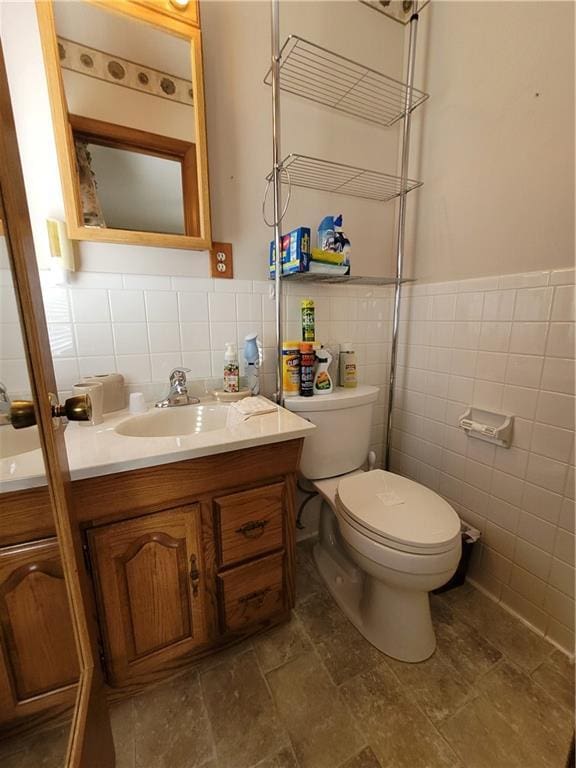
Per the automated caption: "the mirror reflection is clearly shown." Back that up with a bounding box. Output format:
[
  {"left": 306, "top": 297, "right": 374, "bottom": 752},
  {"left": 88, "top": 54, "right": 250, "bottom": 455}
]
[
  {"left": 54, "top": 1, "right": 200, "bottom": 236},
  {"left": 0, "top": 228, "right": 75, "bottom": 767}
]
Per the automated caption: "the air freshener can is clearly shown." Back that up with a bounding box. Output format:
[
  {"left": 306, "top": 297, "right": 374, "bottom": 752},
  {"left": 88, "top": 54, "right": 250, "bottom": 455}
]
[
  {"left": 299, "top": 342, "right": 315, "bottom": 397},
  {"left": 301, "top": 299, "right": 315, "bottom": 342},
  {"left": 282, "top": 341, "right": 301, "bottom": 397}
]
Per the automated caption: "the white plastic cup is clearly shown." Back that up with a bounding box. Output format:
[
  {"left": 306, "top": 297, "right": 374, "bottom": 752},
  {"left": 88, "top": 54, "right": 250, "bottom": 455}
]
[
  {"left": 72, "top": 381, "right": 104, "bottom": 426},
  {"left": 129, "top": 392, "right": 147, "bottom": 414}
]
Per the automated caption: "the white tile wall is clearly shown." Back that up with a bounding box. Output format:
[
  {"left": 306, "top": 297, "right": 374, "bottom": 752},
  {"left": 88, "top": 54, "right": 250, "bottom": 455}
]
[
  {"left": 2, "top": 262, "right": 573, "bottom": 651},
  {"left": 0, "top": 270, "right": 394, "bottom": 464},
  {"left": 391, "top": 268, "right": 575, "bottom": 654}
]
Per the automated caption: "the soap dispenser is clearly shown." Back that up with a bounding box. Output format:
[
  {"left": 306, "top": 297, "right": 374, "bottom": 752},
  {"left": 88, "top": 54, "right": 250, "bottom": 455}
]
[
  {"left": 313, "top": 349, "right": 333, "bottom": 394},
  {"left": 243, "top": 333, "right": 260, "bottom": 395}
]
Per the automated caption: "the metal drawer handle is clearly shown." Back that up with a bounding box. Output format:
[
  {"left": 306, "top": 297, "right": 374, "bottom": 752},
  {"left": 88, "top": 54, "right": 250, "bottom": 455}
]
[
  {"left": 190, "top": 554, "right": 200, "bottom": 597},
  {"left": 238, "top": 587, "right": 271, "bottom": 611},
  {"left": 235, "top": 519, "right": 269, "bottom": 539}
]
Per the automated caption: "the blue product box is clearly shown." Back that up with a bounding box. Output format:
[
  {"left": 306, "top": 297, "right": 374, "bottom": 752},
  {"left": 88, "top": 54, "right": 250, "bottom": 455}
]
[{"left": 269, "top": 227, "right": 311, "bottom": 278}]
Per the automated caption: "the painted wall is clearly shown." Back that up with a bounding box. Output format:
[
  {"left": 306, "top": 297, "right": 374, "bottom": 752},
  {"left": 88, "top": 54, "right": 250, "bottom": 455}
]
[
  {"left": 1, "top": 0, "right": 405, "bottom": 279},
  {"left": 405, "top": 1, "right": 575, "bottom": 282}
]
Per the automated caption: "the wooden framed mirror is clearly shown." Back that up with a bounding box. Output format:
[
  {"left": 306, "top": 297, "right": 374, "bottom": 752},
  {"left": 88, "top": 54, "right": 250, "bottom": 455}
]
[{"left": 37, "top": 0, "right": 211, "bottom": 251}]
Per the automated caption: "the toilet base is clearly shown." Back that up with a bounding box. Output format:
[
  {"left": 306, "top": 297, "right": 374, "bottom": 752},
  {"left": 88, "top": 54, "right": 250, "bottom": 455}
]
[{"left": 313, "top": 538, "right": 436, "bottom": 663}]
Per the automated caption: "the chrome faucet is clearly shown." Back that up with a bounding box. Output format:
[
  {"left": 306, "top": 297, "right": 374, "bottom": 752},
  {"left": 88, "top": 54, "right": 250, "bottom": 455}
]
[
  {"left": 155, "top": 368, "right": 199, "bottom": 408},
  {"left": 0, "top": 382, "right": 11, "bottom": 426}
]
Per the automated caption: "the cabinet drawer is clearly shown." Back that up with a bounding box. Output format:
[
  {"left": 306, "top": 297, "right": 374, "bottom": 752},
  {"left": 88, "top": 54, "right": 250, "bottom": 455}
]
[
  {"left": 215, "top": 482, "right": 284, "bottom": 567},
  {"left": 218, "top": 552, "right": 284, "bottom": 633}
]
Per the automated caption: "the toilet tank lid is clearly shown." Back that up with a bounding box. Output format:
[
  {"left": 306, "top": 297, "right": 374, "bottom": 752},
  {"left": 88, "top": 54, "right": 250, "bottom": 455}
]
[{"left": 283, "top": 385, "right": 379, "bottom": 413}]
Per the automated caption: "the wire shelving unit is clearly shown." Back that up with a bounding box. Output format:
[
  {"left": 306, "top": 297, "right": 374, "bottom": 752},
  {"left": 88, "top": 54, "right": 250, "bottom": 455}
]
[{"left": 266, "top": 0, "right": 428, "bottom": 456}]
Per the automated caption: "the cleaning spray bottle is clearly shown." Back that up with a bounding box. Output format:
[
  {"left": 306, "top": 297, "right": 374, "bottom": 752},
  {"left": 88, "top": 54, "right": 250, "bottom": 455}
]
[{"left": 313, "top": 348, "right": 333, "bottom": 394}]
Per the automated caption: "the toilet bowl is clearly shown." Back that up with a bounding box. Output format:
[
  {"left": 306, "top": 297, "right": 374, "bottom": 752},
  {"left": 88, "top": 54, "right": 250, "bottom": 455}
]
[
  {"left": 334, "top": 470, "right": 460, "bottom": 661},
  {"left": 284, "top": 386, "right": 462, "bottom": 662}
]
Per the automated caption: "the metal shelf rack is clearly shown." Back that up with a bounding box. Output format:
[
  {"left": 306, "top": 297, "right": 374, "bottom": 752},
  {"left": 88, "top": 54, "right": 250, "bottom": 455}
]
[
  {"left": 268, "top": 153, "right": 422, "bottom": 203},
  {"left": 264, "top": 35, "right": 428, "bottom": 128},
  {"left": 267, "top": 0, "right": 428, "bottom": 471},
  {"left": 281, "top": 273, "right": 414, "bottom": 286}
]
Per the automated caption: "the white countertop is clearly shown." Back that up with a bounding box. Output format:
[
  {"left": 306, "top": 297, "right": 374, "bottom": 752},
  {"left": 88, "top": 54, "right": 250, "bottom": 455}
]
[{"left": 0, "top": 399, "right": 315, "bottom": 494}]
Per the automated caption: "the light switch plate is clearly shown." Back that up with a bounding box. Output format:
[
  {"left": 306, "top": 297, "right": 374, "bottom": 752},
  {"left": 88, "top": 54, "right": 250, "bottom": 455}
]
[{"left": 210, "top": 242, "right": 233, "bottom": 279}]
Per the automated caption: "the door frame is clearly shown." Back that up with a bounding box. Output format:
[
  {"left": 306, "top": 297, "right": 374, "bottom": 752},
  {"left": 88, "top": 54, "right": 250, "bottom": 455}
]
[{"left": 0, "top": 41, "right": 114, "bottom": 768}]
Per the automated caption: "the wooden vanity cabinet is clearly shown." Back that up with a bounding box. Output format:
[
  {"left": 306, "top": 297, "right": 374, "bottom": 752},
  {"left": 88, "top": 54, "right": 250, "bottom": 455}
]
[
  {"left": 0, "top": 439, "right": 302, "bottom": 724},
  {"left": 0, "top": 539, "right": 79, "bottom": 731}
]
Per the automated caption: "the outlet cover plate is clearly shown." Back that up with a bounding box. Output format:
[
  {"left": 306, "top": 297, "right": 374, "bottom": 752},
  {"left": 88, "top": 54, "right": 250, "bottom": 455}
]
[{"left": 210, "top": 242, "right": 234, "bottom": 279}]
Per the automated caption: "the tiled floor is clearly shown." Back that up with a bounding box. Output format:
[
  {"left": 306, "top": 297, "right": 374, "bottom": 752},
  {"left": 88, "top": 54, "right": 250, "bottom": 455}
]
[{"left": 2, "top": 539, "right": 574, "bottom": 768}]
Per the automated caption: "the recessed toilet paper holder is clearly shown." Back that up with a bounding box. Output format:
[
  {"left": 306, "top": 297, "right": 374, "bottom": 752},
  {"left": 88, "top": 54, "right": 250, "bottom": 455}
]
[{"left": 458, "top": 407, "right": 514, "bottom": 448}]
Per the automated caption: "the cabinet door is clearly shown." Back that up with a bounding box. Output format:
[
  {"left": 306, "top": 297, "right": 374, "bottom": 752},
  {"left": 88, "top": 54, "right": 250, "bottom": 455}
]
[
  {"left": 0, "top": 539, "right": 79, "bottom": 728},
  {"left": 88, "top": 505, "right": 207, "bottom": 686}
]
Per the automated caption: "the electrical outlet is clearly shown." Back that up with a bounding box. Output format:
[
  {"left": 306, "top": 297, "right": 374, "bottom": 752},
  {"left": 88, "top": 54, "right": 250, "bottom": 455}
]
[{"left": 210, "top": 241, "right": 233, "bottom": 279}]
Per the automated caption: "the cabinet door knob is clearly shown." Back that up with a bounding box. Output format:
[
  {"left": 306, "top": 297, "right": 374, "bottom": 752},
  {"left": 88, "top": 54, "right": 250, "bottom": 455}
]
[
  {"left": 189, "top": 554, "right": 200, "bottom": 597},
  {"left": 235, "top": 520, "right": 269, "bottom": 539},
  {"left": 8, "top": 394, "right": 92, "bottom": 429}
]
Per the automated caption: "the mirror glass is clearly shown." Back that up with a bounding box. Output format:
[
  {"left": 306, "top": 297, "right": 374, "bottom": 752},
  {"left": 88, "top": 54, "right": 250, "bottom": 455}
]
[
  {"left": 54, "top": 1, "right": 200, "bottom": 236},
  {"left": 0, "top": 224, "right": 76, "bottom": 767}
]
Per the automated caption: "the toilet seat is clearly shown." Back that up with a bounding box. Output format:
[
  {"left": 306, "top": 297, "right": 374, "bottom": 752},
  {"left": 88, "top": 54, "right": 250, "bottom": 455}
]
[{"left": 336, "top": 470, "right": 461, "bottom": 556}]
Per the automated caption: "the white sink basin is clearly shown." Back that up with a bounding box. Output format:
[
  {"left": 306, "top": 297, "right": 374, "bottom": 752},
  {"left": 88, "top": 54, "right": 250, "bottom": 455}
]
[
  {"left": 115, "top": 404, "right": 229, "bottom": 438},
  {"left": 0, "top": 425, "right": 41, "bottom": 459}
]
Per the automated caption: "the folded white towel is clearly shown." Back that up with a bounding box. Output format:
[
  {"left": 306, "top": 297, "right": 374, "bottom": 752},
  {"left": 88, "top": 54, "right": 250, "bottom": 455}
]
[{"left": 230, "top": 396, "right": 277, "bottom": 421}]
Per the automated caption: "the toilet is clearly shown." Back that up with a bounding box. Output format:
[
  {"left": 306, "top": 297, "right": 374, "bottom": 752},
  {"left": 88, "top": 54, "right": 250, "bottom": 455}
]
[{"left": 284, "top": 385, "right": 461, "bottom": 662}]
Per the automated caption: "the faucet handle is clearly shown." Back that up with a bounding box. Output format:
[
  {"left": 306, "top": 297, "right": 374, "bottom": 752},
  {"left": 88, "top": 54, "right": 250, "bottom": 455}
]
[{"left": 169, "top": 368, "right": 191, "bottom": 386}]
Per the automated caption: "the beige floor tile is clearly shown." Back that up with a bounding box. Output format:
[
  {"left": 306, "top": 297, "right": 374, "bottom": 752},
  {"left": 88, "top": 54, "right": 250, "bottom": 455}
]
[
  {"left": 441, "top": 694, "right": 536, "bottom": 768},
  {"left": 386, "top": 649, "right": 476, "bottom": 725},
  {"left": 531, "top": 649, "right": 575, "bottom": 712},
  {"left": 295, "top": 539, "right": 328, "bottom": 606},
  {"left": 253, "top": 745, "right": 299, "bottom": 768},
  {"left": 201, "top": 649, "right": 288, "bottom": 768},
  {"left": 436, "top": 582, "right": 474, "bottom": 608},
  {"left": 111, "top": 698, "right": 135, "bottom": 768},
  {"left": 134, "top": 669, "right": 214, "bottom": 768},
  {"left": 340, "top": 746, "right": 382, "bottom": 768},
  {"left": 266, "top": 650, "right": 365, "bottom": 768},
  {"left": 0, "top": 724, "right": 69, "bottom": 768},
  {"left": 340, "top": 662, "right": 461, "bottom": 768},
  {"left": 252, "top": 614, "right": 312, "bottom": 673},
  {"left": 431, "top": 596, "right": 503, "bottom": 684},
  {"left": 477, "top": 659, "right": 574, "bottom": 767},
  {"left": 446, "top": 585, "right": 553, "bottom": 671},
  {"left": 296, "top": 591, "right": 383, "bottom": 685},
  {"left": 195, "top": 635, "right": 254, "bottom": 673}
]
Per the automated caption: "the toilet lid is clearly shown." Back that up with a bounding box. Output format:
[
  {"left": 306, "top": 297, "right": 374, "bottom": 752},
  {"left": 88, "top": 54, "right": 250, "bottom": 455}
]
[{"left": 336, "top": 470, "right": 461, "bottom": 553}]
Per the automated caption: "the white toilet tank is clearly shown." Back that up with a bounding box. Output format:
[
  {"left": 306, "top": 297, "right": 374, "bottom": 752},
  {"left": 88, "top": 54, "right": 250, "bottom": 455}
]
[{"left": 283, "top": 385, "right": 380, "bottom": 480}]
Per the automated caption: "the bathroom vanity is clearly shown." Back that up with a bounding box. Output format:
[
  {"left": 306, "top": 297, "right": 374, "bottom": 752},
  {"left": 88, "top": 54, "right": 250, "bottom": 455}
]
[{"left": 0, "top": 404, "right": 313, "bottom": 732}]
